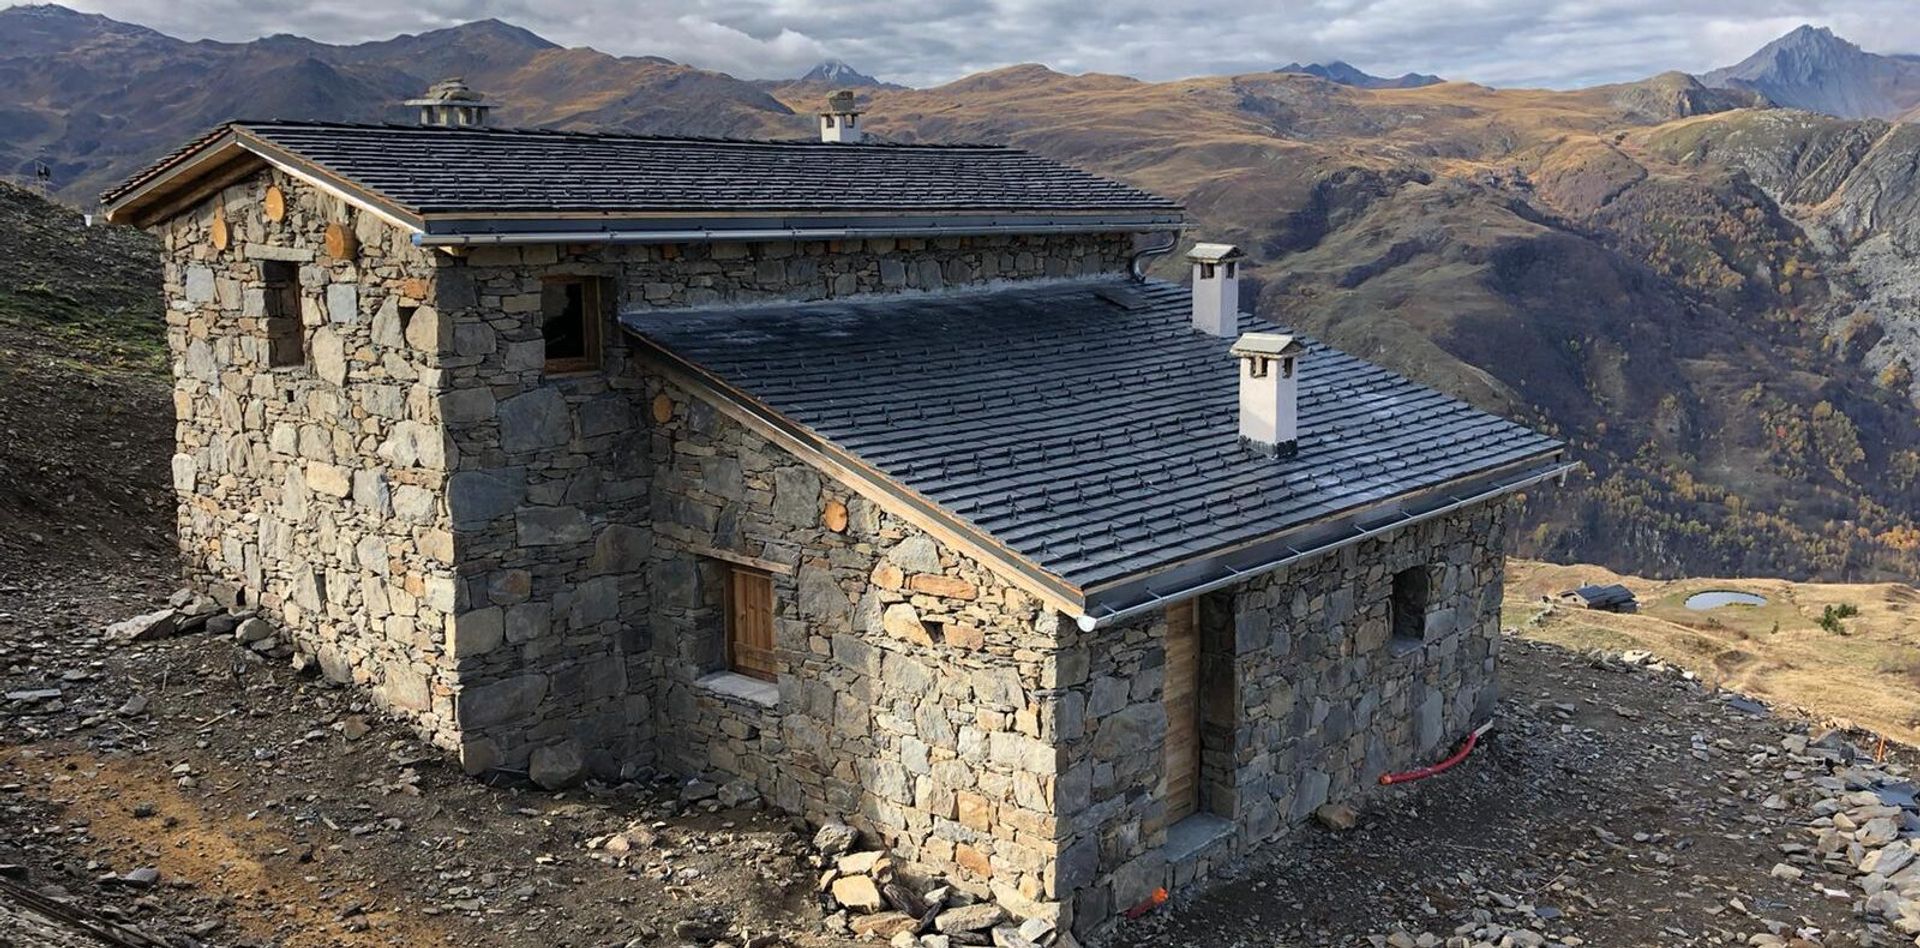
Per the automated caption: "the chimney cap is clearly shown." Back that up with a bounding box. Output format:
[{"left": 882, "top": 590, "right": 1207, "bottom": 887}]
[
  {"left": 822, "top": 90, "right": 860, "bottom": 114},
  {"left": 1188, "top": 242, "right": 1245, "bottom": 264},
  {"left": 1230, "top": 332, "right": 1303, "bottom": 359},
  {"left": 404, "top": 76, "right": 490, "bottom": 107}
]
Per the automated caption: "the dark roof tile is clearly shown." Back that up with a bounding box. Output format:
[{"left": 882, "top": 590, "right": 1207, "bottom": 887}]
[
  {"left": 621, "top": 277, "right": 1564, "bottom": 591},
  {"left": 105, "top": 121, "right": 1181, "bottom": 219}
]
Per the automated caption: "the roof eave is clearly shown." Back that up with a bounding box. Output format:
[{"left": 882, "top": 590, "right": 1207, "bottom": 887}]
[
  {"left": 413, "top": 212, "right": 1186, "bottom": 247},
  {"left": 1072, "top": 450, "right": 1577, "bottom": 630}
]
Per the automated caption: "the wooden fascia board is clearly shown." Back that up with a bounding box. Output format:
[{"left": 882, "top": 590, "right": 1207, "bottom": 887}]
[
  {"left": 103, "top": 132, "right": 247, "bottom": 226},
  {"left": 631, "top": 346, "right": 1088, "bottom": 617},
  {"left": 230, "top": 130, "right": 426, "bottom": 234},
  {"left": 125, "top": 153, "right": 268, "bottom": 228},
  {"left": 104, "top": 129, "right": 427, "bottom": 235}
]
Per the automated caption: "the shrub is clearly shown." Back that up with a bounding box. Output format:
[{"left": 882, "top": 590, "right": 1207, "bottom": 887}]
[{"left": 1818, "top": 603, "right": 1860, "bottom": 635}]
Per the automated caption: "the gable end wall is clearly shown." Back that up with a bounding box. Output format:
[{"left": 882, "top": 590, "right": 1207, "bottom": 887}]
[{"left": 163, "top": 167, "right": 465, "bottom": 744}]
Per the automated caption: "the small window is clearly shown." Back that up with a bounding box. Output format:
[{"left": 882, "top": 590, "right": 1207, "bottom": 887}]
[
  {"left": 542, "top": 276, "right": 603, "bottom": 374},
  {"left": 726, "top": 566, "right": 777, "bottom": 682},
  {"left": 1390, "top": 567, "right": 1429, "bottom": 644},
  {"left": 262, "top": 261, "right": 303, "bottom": 368}
]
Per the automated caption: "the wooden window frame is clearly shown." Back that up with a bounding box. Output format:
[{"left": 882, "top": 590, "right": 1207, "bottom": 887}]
[
  {"left": 541, "top": 275, "right": 604, "bottom": 376},
  {"left": 725, "top": 565, "right": 778, "bottom": 682}
]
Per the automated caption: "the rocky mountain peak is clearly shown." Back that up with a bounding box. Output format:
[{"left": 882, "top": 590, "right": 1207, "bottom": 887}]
[
  {"left": 800, "top": 59, "right": 884, "bottom": 86},
  {"left": 1700, "top": 24, "right": 1920, "bottom": 120}
]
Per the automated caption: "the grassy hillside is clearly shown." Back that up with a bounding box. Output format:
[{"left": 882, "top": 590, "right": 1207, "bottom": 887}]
[
  {"left": 0, "top": 181, "right": 172, "bottom": 580},
  {"left": 0, "top": 181, "right": 163, "bottom": 370},
  {"left": 1508, "top": 559, "right": 1920, "bottom": 744}
]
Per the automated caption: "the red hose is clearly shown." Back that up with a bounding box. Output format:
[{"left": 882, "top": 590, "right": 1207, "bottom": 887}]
[{"left": 1379, "top": 721, "right": 1494, "bottom": 785}]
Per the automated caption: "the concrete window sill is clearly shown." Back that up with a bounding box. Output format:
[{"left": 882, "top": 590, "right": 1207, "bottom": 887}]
[
  {"left": 1388, "top": 637, "right": 1426, "bottom": 659},
  {"left": 696, "top": 671, "right": 778, "bottom": 708},
  {"left": 1163, "top": 813, "right": 1235, "bottom": 863}
]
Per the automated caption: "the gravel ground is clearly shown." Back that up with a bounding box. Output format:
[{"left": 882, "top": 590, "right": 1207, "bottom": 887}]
[{"left": 6, "top": 568, "right": 1912, "bottom": 948}]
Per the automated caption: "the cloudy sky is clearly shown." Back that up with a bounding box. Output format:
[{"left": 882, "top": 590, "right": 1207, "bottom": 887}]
[{"left": 39, "top": 0, "right": 1920, "bottom": 88}]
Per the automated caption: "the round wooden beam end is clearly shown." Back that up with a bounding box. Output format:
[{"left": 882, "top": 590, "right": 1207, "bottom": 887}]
[
  {"left": 209, "top": 216, "right": 230, "bottom": 251},
  {"left": 824, "top": 500, "right": 849, "bottom": 533},
  {"left": 263, "top": 185, "right": 286, "bottom": 223},
  {"left": 324, "top": 222, "right": 359, "bottom": 260},
  {"left": 650, "top": 393, "right": 674, "bottom": 424}
]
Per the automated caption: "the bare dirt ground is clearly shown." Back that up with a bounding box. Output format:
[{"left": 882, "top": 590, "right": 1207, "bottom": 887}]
[{"left": 3, "top": 282, "right": 1918, "bottom": 948}]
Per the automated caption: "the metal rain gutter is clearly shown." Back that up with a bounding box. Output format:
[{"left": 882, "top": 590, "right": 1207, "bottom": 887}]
[
  {"left": 1071, "top": 459, "right": 1579, "bottom": 632},
  {"left": 413, "top": 218, "right": 1185, "bottom": 248}
]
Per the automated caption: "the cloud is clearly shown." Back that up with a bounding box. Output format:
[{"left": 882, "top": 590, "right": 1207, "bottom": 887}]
[{"left": 41, "top": 0, "right": 1920, "bottom": 88}]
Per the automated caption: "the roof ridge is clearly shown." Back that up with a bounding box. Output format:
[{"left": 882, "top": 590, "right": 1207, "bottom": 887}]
[{"left": 229, "top": 118, "right": 1016, "bottom": 151}]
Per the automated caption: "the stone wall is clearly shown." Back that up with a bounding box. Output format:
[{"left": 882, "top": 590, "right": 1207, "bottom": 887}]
[
  {"left": 431, "top": 231, "right": 1132, "bottom": 780},
  {"left": 642, "top": 377, "right": 1074, "bottom": 924},
  {"left": 1054, "top": 501, "right": 1510, "bottom": 941},
  {"left": 163, "top": 168, "right": 464, "bottom": 744}
]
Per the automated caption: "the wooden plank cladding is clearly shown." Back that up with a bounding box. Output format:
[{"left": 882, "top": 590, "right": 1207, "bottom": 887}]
[{"left": 1163, "top": 599, "right": 1201, "bottom": 823}]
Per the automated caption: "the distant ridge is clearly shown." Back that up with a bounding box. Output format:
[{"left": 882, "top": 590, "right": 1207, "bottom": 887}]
[
  {"left": 1699, "top": 25, "right": 1920, "bottom": 120},
  {"left": 1274, "top": 60, "right": 1442, "bottom": 89}
]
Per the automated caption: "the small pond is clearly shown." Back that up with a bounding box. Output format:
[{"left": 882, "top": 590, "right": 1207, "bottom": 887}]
[{"left": 1685, "top": 590, "right": 1770, "bottom": 611}]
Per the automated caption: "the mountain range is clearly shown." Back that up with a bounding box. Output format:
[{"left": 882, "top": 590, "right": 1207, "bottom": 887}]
[
  {"left": 6, "top": 3, "right": 1920, "bottom": 584},
  {"left": 1274, "top": 61, "right": 1442, "bottom": 89}
]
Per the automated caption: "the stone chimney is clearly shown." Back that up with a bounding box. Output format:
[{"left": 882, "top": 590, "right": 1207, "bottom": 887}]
[
  {"left": 1230, "top": 332, "right": 1304, "bottom": 456},
  {"left": 1188, "top": 242, "right": 1245, "bottom": 336},
  {"left": 819, "top": 90, "right": 864, "bottom": 143},
  {"left": 405, "top": 77, "right": 496, "bottom": 127}
]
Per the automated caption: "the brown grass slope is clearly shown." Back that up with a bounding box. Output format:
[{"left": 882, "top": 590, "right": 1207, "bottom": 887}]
[{"left": 1508, "top": 558, "right": 1920, "bottom": 744}]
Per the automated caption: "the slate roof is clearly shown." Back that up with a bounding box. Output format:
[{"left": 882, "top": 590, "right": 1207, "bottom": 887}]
[
  {"left": 102, "top": 121, "right": 1181, "bottom": 223},
  {"left": 621, "top": 277, "right": 1566, "bottom": 600}
]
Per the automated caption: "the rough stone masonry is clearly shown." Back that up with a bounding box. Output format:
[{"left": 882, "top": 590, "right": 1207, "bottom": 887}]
[{"left": 160, "top": 163, "right": 1510, "bottom": 942}]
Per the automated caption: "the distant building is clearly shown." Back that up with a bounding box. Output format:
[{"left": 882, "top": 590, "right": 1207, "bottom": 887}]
[
  {"left": 101, "top": 84, "right": 1569, "bottom": 942},
  {"left": 1556, "top": 583, "right": 1638, "bottom": 612}
]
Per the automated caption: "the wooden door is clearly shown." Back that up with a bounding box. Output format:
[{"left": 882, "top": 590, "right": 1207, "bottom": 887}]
[
  {"left": 728, "top": 567, "right": 777, "bottom": 681},
  {"left": 1163, "top": 600, "right": 1201, "bottom": 823}
]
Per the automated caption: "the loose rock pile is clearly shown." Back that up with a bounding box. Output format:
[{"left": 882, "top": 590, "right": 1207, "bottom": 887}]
[
  {"left": 807, "top": 822, "right": 1069, "bottom": 948},
  {"left": 96, "top": 589, "right": 291, "bottom": 661},
  {"left": 1773, "top": 730, "right": 1920, "bottom": 943}
]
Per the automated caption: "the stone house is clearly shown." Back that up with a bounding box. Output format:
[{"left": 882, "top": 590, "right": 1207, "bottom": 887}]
[{"left": 102, "top": 101, "right": 1569, "bottom": 941}]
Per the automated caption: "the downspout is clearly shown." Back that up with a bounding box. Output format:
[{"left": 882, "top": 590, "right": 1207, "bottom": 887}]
[{"left": 1128, "top": 232, "right": 1180, "bottom": 282}]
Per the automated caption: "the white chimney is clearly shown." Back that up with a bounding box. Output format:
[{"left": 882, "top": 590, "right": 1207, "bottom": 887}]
[
  {"left": 1188, "top": 242, "right": 1244, "bottom": 336},
  {"left": 819, "top": 90, "right": 864, "bottom": 143},
  {"left": 1230, "top": 332, "right": 1304, "bottom": 456}
]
